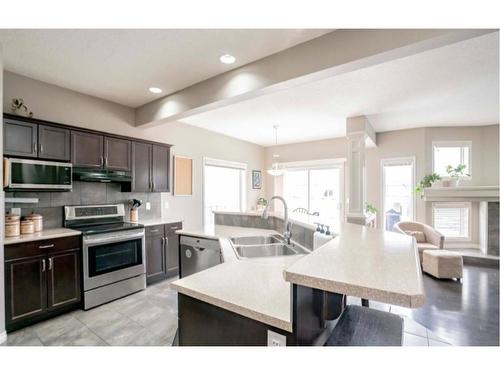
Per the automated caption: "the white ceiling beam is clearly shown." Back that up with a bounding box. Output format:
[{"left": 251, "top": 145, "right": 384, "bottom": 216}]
[{"left": 135, "top": 29, "right": 495, "bottom": 128}]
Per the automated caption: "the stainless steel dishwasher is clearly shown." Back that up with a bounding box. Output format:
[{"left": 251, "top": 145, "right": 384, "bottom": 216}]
[{"left": 180, "top": 236, "right": 222, "bottom": 278}]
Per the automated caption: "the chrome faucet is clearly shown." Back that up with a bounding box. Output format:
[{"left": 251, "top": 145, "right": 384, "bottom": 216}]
[{"left": 262, "top": 196, "right": 292, "bottom": 244}]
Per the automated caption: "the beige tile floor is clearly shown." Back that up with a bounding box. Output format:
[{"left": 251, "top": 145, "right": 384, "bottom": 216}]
[{"left": 2, "top": 279, "right": 450, "bottom": 346}]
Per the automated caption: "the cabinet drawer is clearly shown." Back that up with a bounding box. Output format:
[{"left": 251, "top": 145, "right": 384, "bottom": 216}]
[
  {"left": 146, "top": 225, "right": 164, "bottom": 237},
  {"left": 165, "top": 222, "right": 183, "bottom": 234},
  {"left": 5, "top": 235, "right": 81, "bottom": 260}
]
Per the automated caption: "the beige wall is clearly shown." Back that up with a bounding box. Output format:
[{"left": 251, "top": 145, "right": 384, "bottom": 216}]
[
  {"left": 3, "top": 72, "right": 266, "bottom": 229},
  {"left": 265, "top": 125, "right": 499, "bottom": 247}
]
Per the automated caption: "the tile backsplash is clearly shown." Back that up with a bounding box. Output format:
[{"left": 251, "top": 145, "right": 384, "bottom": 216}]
[{"left": 5, "top": 182, "right": 162, "bottom": 229}]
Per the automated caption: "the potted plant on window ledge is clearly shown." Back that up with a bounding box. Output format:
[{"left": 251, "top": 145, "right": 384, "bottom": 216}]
[
  {"left": 415, "top": 173, "right": 441, "bottom": 198},
  {"left": 445, "top": 164, "right": 470, "bottom": 187}
]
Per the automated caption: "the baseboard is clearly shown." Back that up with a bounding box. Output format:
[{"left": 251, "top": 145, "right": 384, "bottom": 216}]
[{"left": 0, "top": 330, "right": 6, "bottom": 344}]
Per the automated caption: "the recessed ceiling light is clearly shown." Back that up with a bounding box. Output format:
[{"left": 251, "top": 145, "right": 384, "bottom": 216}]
[
  {"left": 149, "top": 87, "right": 162, "bottom": 94},
  {"left": 219, "top": 54, "right": 236, "bottom": 64}
]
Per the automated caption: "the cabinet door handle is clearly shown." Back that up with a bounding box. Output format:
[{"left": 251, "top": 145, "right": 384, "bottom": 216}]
[
  {"left": 104, "top": 156, "right": 108, "bottom": 167},
  {"left": 100, "top": 156, "right": 104, "bottom": 167},
  {"left": 165, "top": 236, "right": 169, "bottom": 251},
  {"left": 33, "top": 142, "right": 38, "bottom": 153},
  {"left": 152, "top": 181, "right": 155, "bottom": 191},
  {"left": 39, "top": 144, "right": 43, "bottom": 153},
  {"left": 150, "top": 229, "right": 160, "bottom": 233},
  {"left": 48, "top": 258, "right": 53, "bottom": 270},
  {"left": 41, "top": 259, "right": 46, "bottom": 272},
  {"left": 39, "top": 244, "right": 54, "bottom": 249},
  {"left": 169, "top": 226, "right": 180, "bottom": 231},
  {"left": 161, "top": 237, "right": 165, "bottom": 246}
]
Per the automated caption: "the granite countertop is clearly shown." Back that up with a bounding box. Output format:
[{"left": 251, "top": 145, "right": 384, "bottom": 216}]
[
  {"left": 4, "top": 227, "right": 82, "bottom": 245},
  {"left": 284, "top": 222, "right": 425, "bottom": 308},
  {"left": 171, "top": 223, "right": 426, "bottom": 333},
  {"left": 131, "top": 217, "right": 183, "bottom": 227},
  {"left": 172, "top": 225, "right": 297, "bottom": 331}
]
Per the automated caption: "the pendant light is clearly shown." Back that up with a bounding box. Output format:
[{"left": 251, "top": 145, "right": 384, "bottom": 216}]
[{"left": 267, "top": 125, "right": 285, "bottom": 176}]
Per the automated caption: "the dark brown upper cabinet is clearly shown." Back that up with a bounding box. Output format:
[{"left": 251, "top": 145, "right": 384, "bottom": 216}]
[
  {"left": 152, "top": 144, "right": 170, "bottom": 192},
  {"left": 104, "top": 136, "right": 131, "bottom": 171},
  {"left": 132, "top": 141, "right": 152, "bottom": 191},
  {"left": 71, "top": 130, "right": 104, "bottom": 168},
  {"left": 131, "top": 142, "right": 170, "bottom": 192},
  {"left": 3, "top": 119, "right": 39, "bottom": 158},
  {"left": 38, "top": 124, "right": 71, "bottom": 161},
  {"left": 3, "top": 119, "right": 71, "bottom": 161}
]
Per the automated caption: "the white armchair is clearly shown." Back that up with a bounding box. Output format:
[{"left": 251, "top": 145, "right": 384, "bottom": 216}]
[{"left": 394, "top": 221, "right": 445, "bottom": 263}]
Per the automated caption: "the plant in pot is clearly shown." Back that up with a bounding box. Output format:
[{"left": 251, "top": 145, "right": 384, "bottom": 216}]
[
  {"left": 256, "top": 197, "right": 268, "bottom": 211},
  {"left": 415, "top": 173, "right": 441, "bottom": 198},
  {"left": 366, "top": 203, "right": 378, "bottom": 215},
  {"left": 445, "top": 164, "right": 470, "bottom": 187}
]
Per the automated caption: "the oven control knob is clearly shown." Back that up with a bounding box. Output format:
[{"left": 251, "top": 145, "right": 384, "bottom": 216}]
[{"left": 185, "top": 249, "right": 192, "bottom": 258}]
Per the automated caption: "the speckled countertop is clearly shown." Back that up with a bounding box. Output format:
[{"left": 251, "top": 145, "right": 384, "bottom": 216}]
[
  {"left": 172, "top": 225, "right": 297, "bottom": 331},
  {"left": 131, "top": 217, "right": 183, "bottom": 227},
  {"left": 4, "top": 228, "right": 82, "bottom": 245},
  {"left": 284, "top": 223, "right": 425, "bottom": 308}
]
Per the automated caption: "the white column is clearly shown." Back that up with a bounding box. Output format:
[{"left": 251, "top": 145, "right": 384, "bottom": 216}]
[{"left": 345, "top": 116, "right": 376, "bottom": 226}]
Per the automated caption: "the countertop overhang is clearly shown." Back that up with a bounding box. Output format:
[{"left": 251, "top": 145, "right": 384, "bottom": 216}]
[{"left": 284, "top": 223, "right": 425, "bottom": 308}]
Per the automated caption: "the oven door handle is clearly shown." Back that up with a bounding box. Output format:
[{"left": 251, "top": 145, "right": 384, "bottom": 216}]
[{"left": 83, "top": 232, "right": 145, "bottom": 245}]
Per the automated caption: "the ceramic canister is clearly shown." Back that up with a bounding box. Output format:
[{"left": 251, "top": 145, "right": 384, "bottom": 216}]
[
  {"left": 26, "top": 213, "right": 43, "bottom": 232},
  {"left": 20, "top": 219, "right": 35, "bottom": 235},
  {"left": 5, "top": 213, "right": 21, "bottom": 237}
]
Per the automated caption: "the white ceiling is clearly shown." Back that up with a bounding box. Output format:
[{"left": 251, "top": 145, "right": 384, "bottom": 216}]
[
  {"left": 0, "top": 29, "right": 330, "bottom": 107},
  {"left": 181, "top": 32, "right": 499, "bottom": 146}
]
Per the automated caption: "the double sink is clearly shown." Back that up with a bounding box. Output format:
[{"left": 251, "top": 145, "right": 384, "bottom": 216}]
[{"left": 229, "top": 234, "right": 309, "bottom": 259}]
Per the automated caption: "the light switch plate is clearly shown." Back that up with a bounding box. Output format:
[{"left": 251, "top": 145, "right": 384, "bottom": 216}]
[
  {"left": 145, "top": 202, "right": 151, "bottom": 210},
  {"left": 267, "top": 330, "right": 286, "bottom": 346}
]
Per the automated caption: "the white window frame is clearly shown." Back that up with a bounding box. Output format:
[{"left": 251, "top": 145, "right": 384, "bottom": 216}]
[
  {"left": 381, "top": 157, "right": 416, "bottom": 230},
  {"left": 277, "top": 158, "right": 345, "bottom": 220},
  {"left": 432, "top": 141, "right": 472, "bottom": 179},
  {"left": 432, "top": 202, "right": 472, "bottom": 242},
  {"left": 202, "top": 157, "right": 247, "bottom": 226}
]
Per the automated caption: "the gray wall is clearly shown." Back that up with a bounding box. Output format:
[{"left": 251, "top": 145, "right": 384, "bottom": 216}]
[
  {"left": 3, "top": 72, "right": 266, "bottom": 230},
  {"left": 1, "top": 42, "right": 6, "bottom": 341},
  {"left": 5, "top": 183, "right": 163, "bottom": 228}
]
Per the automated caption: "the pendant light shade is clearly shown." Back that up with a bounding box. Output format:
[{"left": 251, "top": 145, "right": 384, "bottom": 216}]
[{"left": 267, "top": 125, "right": 285, "bottom": 176}]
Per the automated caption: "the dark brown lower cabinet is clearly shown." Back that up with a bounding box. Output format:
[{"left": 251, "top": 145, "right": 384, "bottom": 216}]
[
  {"left": 146, "top": 225, "right": 167, "bottom": 285},
  {"left": 5, "top": 256, "right": 47, "bottom": 324},
  {"left": 4, "top": 236, "right": 82, "bottom": 332},
  {"left": 145, "top": 222, "right": 182, "bottom": 285},
  {"left": 48, "top": 250, "right": 81, "bottom": 309}
]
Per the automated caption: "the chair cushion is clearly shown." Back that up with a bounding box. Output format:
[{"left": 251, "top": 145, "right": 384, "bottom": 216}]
[{"left": 405, "top": 230, "right": 426, "bottom": 243}]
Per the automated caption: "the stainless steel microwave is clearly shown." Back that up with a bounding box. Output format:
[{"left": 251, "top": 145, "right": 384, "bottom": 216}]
[{"left": 3, "top": 158, "right": 72, "bottom": 191}]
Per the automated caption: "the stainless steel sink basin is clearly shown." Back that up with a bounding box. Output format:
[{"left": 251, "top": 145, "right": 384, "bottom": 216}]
[{"left": 229, "top": 234, "right": 284, "bottom": 246}]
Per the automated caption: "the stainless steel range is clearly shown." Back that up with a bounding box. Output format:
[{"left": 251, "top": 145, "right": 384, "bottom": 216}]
[{"left": 64, "top": 204, "right": 146, "bottom": 309}]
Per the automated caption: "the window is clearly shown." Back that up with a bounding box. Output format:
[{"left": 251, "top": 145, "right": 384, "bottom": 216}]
[
  {"left": 433, "top": 141, "right": 471, "bottom": 178},
  {"left": 381, "top": 158, "right": 415, "bottom": 231},
  {"left": 203, "top": 158, "right": 246, "bottom": 226},
  {"left": 433, "top": 202, "right": 470, "bottom": 240},
  {"left": 281, "top": 161, "right": 344, "bottom": 226}
]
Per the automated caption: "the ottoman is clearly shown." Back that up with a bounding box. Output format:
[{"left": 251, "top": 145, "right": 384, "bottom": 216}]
[{"left": 422, "top": 250, "right": 463, "bottom": 280}]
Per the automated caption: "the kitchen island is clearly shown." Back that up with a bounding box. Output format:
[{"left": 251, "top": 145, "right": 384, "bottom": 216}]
[{"left": 171, "top": 221, "right": 425, "bottom": 346}]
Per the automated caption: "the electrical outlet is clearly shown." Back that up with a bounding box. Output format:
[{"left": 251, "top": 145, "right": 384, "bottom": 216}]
[
  {"left": 145, "top": 202, "right": 151, "bottom": 210},
  {"left": 267, "top": 330, "right": 286, "bottom": 346},
  {"left": 164, "top": 201, "right": 169, "bottom": 210}
]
